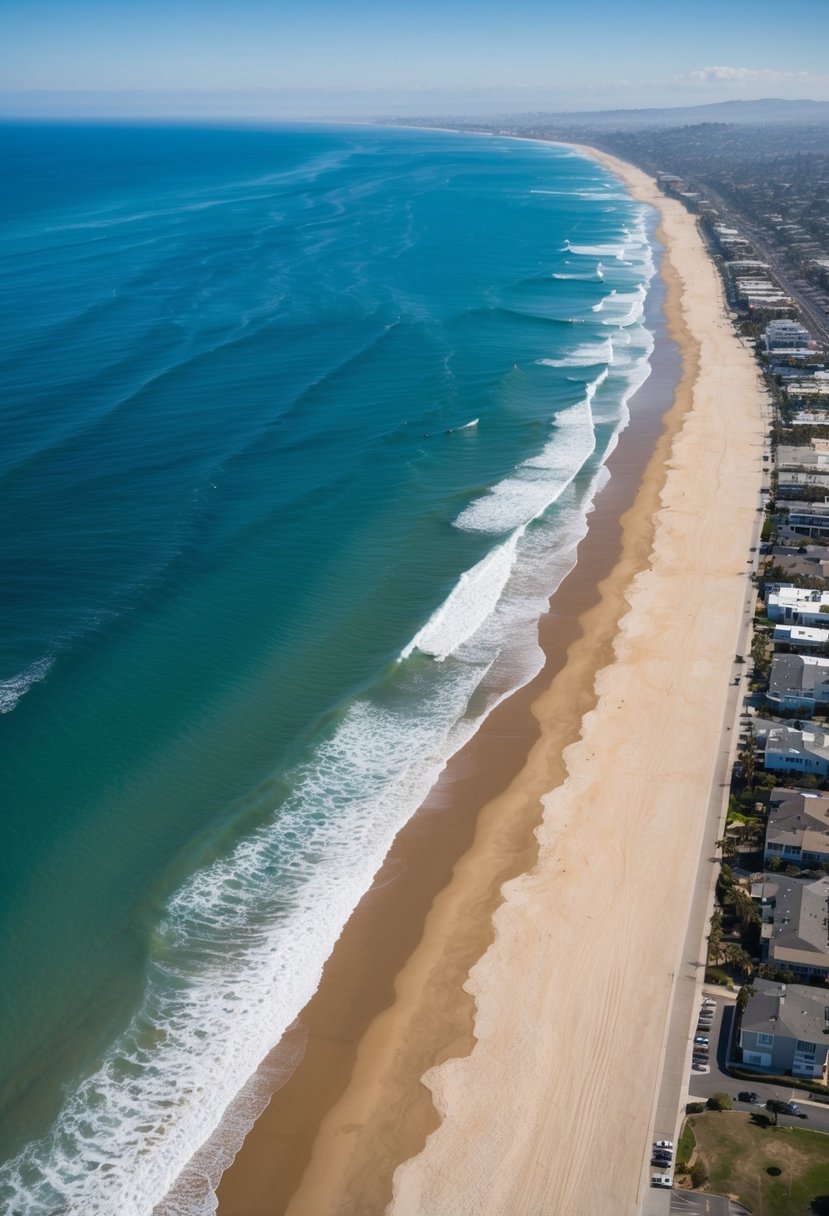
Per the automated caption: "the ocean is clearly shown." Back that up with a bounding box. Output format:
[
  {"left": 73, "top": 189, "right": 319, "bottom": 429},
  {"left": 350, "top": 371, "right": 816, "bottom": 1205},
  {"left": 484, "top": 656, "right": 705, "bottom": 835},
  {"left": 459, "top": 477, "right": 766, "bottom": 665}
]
[{"left": 0, "top": 121, "right": 657, "bottom": 1214}]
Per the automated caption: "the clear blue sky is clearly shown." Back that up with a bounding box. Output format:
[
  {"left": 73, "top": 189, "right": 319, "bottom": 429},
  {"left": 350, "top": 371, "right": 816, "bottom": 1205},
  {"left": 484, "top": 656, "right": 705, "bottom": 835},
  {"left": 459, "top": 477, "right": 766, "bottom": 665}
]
[{"left": 2, "top": 0, "right": 828, "bottom": 116}]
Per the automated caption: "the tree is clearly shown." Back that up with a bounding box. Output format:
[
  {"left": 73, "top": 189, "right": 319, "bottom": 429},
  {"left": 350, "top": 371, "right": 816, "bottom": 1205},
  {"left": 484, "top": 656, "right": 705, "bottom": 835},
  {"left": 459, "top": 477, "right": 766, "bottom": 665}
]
[
  {"left": 736, "top": 984, "right": 753, "bottom": 1013},
  {"left": 708, "top": 1092, "right": 732, "bottom": 1111},
  {"left": 726, "top": 887, "right": 761, "bottom": 932},
  {"left": 722, "top": 943, "right": 755, "bottom": 975},
  {"left": 708, "top": 910, "right": 723, "bottom": 963},
  {"left": 739, "top": 723, "right": 757, "bottom": 788},
  {"left": 716, "top": 835, "right": 738, "bottom": 860},
  {"left": 766, "top": 1099, "right": 787, "bottom": 1126}
]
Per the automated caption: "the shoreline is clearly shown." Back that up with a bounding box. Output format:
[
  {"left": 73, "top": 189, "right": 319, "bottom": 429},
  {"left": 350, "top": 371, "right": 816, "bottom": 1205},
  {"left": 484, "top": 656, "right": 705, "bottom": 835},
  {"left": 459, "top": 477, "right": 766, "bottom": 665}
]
[{"left": 213, "top": 147, "right": 765, "bottom": 1215}]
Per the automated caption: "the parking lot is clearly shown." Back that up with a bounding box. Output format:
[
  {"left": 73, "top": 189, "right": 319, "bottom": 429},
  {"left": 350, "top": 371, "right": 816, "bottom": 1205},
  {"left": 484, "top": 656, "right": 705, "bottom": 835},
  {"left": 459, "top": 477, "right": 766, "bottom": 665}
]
[{"left": 686, "top": 991, "right": 829, "bottom": 1134}]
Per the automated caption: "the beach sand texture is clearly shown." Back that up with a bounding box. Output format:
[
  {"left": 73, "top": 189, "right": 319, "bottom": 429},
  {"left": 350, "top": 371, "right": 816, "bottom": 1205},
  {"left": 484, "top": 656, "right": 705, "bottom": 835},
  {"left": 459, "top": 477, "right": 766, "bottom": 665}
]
[
  {"left": 384, "top": 155, "right": 767, "bottom": 1215},
  {"left": 215, "top": 152, "right": 766, "bottom": 1216}
]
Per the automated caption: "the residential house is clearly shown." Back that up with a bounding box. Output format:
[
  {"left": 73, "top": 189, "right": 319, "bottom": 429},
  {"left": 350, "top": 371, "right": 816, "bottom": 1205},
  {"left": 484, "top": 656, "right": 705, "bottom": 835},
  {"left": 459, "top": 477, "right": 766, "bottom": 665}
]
[
  {"left": 773, "top": 625, "right": 829, "bottom": 651},
  {"left": 739, "top": 978, "right": 829, "bottom": 1080},
  {"left": 764, "top": 787, "right": 829, "bottom": 868},
  {"left": 767, "top": 586, "right": 829, "bottom": 625},
  {"left": 767, "top": 653, "right": 829, "bottom": 714},
  {"left": 763, "top": 724, "right": 829, "bottom": 779},
  {"left": 751, "top": 873, "right": 829, "bottom": 980}
]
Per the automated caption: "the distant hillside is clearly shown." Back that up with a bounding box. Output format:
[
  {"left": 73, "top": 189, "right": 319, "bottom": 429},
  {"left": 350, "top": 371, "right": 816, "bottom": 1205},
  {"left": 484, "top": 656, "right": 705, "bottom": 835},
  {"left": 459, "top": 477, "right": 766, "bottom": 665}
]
[
  {"left": 387, "top": 98, "right": 829, "bottom": 132},
  {"left": 504, "top": 98, "right": 829, "bottom": 129}
]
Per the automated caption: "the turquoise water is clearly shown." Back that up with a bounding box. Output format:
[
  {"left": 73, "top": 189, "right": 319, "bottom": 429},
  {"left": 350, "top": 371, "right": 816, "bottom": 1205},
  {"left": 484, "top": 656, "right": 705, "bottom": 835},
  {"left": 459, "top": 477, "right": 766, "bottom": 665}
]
[{"left": 0, "top": 122, "right": 656, "bottom": 1214}]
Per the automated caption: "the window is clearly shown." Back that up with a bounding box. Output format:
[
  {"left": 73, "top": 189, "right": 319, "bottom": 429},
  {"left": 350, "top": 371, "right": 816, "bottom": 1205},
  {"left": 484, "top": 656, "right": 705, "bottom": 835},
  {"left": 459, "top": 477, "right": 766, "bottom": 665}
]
[
  {"left": 757, "top": 1033, "right": 774, "bottom": 1047},
  {"left": 796, "top": 1040, "right": 816, "bottom": 1055}
]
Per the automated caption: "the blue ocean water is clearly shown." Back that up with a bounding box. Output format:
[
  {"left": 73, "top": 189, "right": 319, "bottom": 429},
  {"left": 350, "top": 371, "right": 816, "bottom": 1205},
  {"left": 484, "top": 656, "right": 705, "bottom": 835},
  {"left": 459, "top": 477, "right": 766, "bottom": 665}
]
[{"left": 0, "top": 121, "right": 656, "bottom": 1214}]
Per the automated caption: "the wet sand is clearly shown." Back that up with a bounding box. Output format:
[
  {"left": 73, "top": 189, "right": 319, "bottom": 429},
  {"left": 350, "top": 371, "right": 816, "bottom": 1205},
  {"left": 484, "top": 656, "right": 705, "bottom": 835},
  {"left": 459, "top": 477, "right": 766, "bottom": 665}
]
[{"left": 215, "top": 150, "right": 766, "bottom": 1216}]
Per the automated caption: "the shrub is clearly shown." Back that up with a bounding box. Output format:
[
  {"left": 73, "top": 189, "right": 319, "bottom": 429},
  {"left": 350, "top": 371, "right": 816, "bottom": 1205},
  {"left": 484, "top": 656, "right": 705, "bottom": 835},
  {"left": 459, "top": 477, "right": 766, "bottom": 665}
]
[
  {"left": 690, "top": 1159, "right": 708, "bottom": 1189},
  {"left": 686, "top": 1101, "right": 706, "bottom": 1114},
  {"left": 707, "top": 1092, "right": 732, "bottom": 1112}
]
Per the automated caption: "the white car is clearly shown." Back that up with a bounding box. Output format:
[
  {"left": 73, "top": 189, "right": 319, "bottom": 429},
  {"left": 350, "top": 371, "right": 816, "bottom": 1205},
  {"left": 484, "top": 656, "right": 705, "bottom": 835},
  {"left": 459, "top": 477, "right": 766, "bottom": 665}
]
[
  {"left": 702, "top": 997, "right": 716, "bottom": 1006},
  {"left": 654, "top": 1139, "right": 674, "bottom": 1150},
  {"left": 651, "top": 1174, "right": 672, "bottom": 1188}
]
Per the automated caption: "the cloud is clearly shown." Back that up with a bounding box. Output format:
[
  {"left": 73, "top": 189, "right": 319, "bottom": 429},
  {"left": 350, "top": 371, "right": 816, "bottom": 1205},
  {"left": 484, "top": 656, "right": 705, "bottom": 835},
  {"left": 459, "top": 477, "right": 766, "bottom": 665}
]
[{"left": 680, "top": 65, "right": 814, "bottom": 86}]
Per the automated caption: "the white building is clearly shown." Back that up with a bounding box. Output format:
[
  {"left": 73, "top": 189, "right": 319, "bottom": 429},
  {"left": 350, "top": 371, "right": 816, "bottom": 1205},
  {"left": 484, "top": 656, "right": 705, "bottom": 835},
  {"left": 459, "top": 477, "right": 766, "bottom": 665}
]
[
  {"left": 767, "top": 653, "right": 829, "bottom": 714},
  {"left": 763, "top": 319, "right": 813, "bottom": 356},
  {"left": 764, "top": 723, "right": 829, "bottom": 778},
  {"left": 767, "top": 585, "right": 829, "bottom": 625}
]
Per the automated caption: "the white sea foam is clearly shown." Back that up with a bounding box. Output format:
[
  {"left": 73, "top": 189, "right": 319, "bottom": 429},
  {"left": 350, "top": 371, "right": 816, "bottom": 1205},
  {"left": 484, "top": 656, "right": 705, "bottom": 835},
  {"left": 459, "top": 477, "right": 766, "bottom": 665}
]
[
  {"left": 0, "top": 655, "right": 54, "bottom": 714},
  {"left": 453, "top": 383, "right": 599, "bottom": 535},
  {"left": 0, "top": 661, "right": 493, "bottom": 1216},
  {"left": 565, "top": 242, "right": 626, "bottom": 259},
  {"left": 551, "top": 264, "right": 604, "bottom": 281},
  {"left": 401, "top": 533, "right": 521, "bottom": 661},
  {"left": 600, "top": 285, "right": 647, "bottom": 328},
  {"left": 592, "top": 288, "right": 617, "bottom": 313},
  {"left": 536, "top": 336, "right": 614, "bottom": 368}
]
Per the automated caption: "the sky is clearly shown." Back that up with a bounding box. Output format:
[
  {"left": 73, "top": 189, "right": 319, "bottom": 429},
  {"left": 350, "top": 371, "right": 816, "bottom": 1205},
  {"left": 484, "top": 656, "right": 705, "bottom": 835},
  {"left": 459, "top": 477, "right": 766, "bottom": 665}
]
[{"left": 1, "top": 0, "right": 828, "bottom": 117}]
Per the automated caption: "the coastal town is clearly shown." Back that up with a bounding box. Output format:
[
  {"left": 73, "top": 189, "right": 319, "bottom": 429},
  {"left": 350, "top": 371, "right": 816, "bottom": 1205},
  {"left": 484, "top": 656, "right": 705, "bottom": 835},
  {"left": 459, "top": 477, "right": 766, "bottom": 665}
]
[{"left": 637, "top": 163, "right": 829, "bottom": 1209}]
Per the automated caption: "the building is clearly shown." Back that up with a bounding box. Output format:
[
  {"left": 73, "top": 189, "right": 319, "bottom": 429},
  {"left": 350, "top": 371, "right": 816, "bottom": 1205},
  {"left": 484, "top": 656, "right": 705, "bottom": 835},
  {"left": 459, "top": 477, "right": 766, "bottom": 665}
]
[
  {"left": 776, "top": 504, "right": 829, "bottom": 543},
  {"left": 777, "top": 470, "right": 829, "bottom": 499},
  {"left": 751, "top": 873, "right": 829, "bottom": 980},
  {"left": 739, "top": 978, "right": 829, "bottom": 1080},
  {"left": 763, "top": 319, "right": 813, "bottom": 356},
  {"left": 763, "top": 723, "right": 829, "bottom": 778},
  {"left": 773, "top": 624, "right": 829, "bottom": 651},
  {"left": 764, "top": 787, "right": 829, "bottom": 868},
  {"left": 767, "top": 585, "right": 829, "bottom": 625},
  {"left": 776, "top": 444, "right": 829, "bottom": 471},
  {"left": 767, "top": 653, "right": 829, "bottom": 714}
]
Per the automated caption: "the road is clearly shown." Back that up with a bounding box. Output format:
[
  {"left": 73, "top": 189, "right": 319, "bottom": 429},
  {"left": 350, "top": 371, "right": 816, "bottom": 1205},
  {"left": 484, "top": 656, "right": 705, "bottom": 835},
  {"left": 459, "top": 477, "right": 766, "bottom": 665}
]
[{"left": 690, "top": 180, "right": 829, "bottom": 347}]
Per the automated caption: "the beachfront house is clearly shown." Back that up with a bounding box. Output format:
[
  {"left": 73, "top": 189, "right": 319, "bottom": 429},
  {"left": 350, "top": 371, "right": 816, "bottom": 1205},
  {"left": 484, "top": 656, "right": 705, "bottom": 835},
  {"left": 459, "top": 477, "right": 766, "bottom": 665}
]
[
  {"left": 766, "top": 586, "right": 829, "bottom": 626},
  {"left": 739, "top": 978, "right": 829, "bottom": 1081},
  {"left": 773, "top": 624, "right": 829, "bottom": 652},
  {"left": 751, "top": 873, "right": 829, "bottom": 980},
  {"left": 764, "top": 787, "right": 829, "bottom": 868},
  {"left": 763, "top": 724, "right": 829, "bottom": 778},
  {"left": 763, "top": 319, "right": 813, "bottom": 357},
  {"left": 767, "top": 653, "right": 829, "bottom": 715},
  {"left": 776, "top": 505, "right": 829, "bottom": 544}
]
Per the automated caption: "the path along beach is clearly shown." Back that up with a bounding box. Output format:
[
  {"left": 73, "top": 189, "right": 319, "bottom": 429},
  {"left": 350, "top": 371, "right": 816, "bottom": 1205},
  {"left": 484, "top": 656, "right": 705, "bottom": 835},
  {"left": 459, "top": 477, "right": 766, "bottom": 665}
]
[{"left": 213, "top": 148, "right": 767, "bottom": 1216}]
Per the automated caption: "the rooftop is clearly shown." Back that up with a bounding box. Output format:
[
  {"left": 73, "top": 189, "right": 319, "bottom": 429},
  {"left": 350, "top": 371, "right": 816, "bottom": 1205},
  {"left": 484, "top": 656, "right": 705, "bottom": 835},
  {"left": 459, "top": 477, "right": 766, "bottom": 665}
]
[
  {"left": 766, "top": 786, "right": 829, "bottom": 857},
  {"left": 741, "top": 977, "right": 829, "bottom": 1044},
  {"left": 752, "top": 873, "right": 829, "bottom": 971}
]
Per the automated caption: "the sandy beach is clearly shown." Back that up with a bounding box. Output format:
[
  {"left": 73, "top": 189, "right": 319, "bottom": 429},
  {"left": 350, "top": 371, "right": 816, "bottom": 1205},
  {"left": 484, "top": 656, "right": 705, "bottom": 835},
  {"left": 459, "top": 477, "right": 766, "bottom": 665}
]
[{"left": 215, "top": 149, "right": 767, "bottom": 1216}]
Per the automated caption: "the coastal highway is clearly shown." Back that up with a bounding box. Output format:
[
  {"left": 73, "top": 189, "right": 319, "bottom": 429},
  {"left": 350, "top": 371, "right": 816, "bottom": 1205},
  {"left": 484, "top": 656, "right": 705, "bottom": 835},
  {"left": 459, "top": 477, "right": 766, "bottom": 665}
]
[{"left": 638, "top": 410, "right": 773, "bottom": 1215}]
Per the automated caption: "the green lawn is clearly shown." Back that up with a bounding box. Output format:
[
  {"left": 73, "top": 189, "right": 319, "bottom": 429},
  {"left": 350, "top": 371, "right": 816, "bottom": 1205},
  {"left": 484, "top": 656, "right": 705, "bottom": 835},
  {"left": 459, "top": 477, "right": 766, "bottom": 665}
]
[{"left": 686, "top": 1112, "right": 829, "bottom": 1216}]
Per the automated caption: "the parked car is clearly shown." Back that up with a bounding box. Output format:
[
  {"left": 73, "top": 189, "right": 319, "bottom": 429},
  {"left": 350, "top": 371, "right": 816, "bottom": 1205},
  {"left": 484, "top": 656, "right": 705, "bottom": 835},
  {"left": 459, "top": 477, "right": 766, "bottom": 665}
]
[
  {"left": 692, "top": 1062, "right": 708, "bottom": 1071},
  {"left": 694, "top": 1036, "right": 709, "bottom": 1045},
  {"left": 652, "top": 1154, "right": 672, "bottom": 1167},
  {"left": 654, "top": 1140, "right": 674, "bottom": 1150},
  {"left": 651, "top": 1174, "right": 672, "bottom": 1188},
  {"left": 737, "top": 1091, "right": 758, "bottom": 1104},
  {"left": 701, "top": 998, "right": 716, "bottom": 1006}
]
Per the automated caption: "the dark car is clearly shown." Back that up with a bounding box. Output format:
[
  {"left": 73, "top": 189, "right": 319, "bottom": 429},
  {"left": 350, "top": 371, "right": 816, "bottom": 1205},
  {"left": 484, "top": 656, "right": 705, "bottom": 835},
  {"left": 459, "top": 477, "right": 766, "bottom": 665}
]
[
  {"left": 651, "top": 1153, "right": 672, "bottom": 1167},
  {"left": 737, "top": 1091, "right": 758, "bottom": 1104}
]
